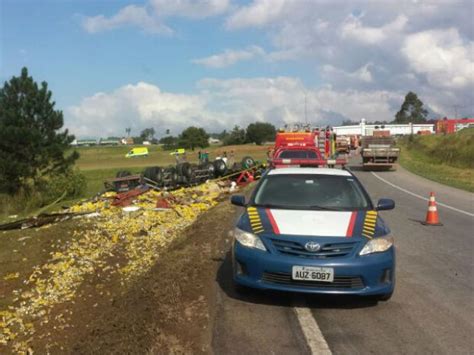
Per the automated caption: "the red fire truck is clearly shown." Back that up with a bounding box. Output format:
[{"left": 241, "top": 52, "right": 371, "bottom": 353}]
[
  {"left": 268, "top": 127, "right": 347, "bottom": 168},
  {"left": 435, "top": 118, "right": 474, "bottom": 134}
]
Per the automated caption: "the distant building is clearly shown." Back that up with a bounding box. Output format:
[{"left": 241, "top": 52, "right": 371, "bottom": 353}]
[
  {"left": 99, "top": 138, "right": 120, "bottom": 145},
  {"left": 208, "top": 137, "right": 221, "bottom": 144},
  {"left": 333, "top": 119, "right": 434, "bottom": 136},
  {"left": 435, "top": 118, "right": 474, "bottom": 134},
  {"left": 121, "top": 137, "right": 134, "bottom": 145},
  {"left": 72, "top": 139, "right": 98, "bottom": 146}
]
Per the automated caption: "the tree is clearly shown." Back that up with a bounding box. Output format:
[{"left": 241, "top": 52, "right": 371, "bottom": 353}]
[
  {"left": 140, "top": 127, "right": 155, "bottom": 141},
  {"left": 132, "top": 136, "right": 144, "bottom": 144},
  {"left": 246, "top": 122, "right": 276, "bottom": 145},
  {"left": 0, "top": 67, "right": 78, "bottom": 194},
  {"left": 223, "top": 125, "right": 246, "bottom": 145},
  {"left": 178, "top": 126, "right": 209, "bottom": 150},
  {"left": 125, "top": 127, "right": 131, "bottom": 137},
  {"left": 394, "top": 92, "right": 428, "bottom": 124},
  {"left": 341, "top": 119, "right": 359, "bottom": 126},
  {"left": 159, "top": 136, "right": 178, "bottom": 150}
]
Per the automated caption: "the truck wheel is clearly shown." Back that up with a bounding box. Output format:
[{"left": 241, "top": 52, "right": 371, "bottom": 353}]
[
  {"left": 181, "top": 162, "right": 192, "bottom": 178},
  {"left": 204, "top": 162, "right": 215, "bottom": 178},
  {"left": 143, "top": 167, "right": 163, "bottom": 183},
  {"left": 189, "top": 164, "right": 199, "bottom": 184},
  {"left": 176, "top": 162, "right": 192, "bottom": 178},
  {"left": 241, "top": 156, "right": 256, "bottom": 169},
  {"left": 213, "top": 159, "right": 227, "bottom": 177},
  {"left": 164, "top": 167, "right": 178, "bottom": 186},
  {"left": 116, "top": 170, "right": 131, "bottom": 178}
]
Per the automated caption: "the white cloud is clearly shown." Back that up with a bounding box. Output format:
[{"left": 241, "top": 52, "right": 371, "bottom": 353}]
[
  {"left": 150, "top": 0, "right": 230, "bottom": 19},
  {"left": 340, "top": 14, "right": 408, "bottom": 44},
  {"left": 67, "top": 82, "right": 212, "bottom": 137},
  {"left": 222, "top": 0, "right": 473, "bottom": 117},
  {"left": 66, "top": 78, "right": 404, "bottom": 137},
  {"left": 192, "top": 46, "right": 265, "bottom": 68},
  {"left": 78, "top": 0, "right": 474, "bottom": 121},
  {"left": 82, "top": 5, "right": 172, "bottom": 34},
  {"left": 322, "top": 63, "right": 374, "bottom": 83},
  {"left": 225, "top": 0, "right": 292, "bottom": 29},
  {"left": 402, "top": 28, "right": 474, "bottom": 89},
  {"left": 82, "top": 0, "right": 230, "bottom": 34}
]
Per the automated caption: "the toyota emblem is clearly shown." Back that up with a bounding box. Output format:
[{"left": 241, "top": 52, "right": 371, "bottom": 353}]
[{"left": 305, "top": 241, "right": 321, "bottom": 252}]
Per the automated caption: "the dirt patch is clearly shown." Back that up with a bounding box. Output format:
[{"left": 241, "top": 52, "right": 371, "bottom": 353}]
[
  {"left": 30, "top": 199, "right": 237, "bottom": 354},
  {"left": 0, "top": 219, "right": 82, "bottom": 309}
]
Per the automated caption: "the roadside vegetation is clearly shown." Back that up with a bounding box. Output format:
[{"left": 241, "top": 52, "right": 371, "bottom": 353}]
[
  {"left": 398, "top": 128, "right": 474, "bottom": 192},
  {"left": 0, "top": 68, "right": 85, "bottom": 220}
]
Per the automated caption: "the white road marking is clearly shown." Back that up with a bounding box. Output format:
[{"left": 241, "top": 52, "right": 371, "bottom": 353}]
[
  {"left": 371, "top": 172, "right": 474, "bottom": 217},
  {"left": 294, "top": 305, "right": 332, "bottom": 354}
]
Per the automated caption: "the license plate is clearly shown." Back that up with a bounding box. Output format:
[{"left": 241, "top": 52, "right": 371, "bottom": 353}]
[{"left": 292, "top": 266, "right": 334, "bottom": 282}]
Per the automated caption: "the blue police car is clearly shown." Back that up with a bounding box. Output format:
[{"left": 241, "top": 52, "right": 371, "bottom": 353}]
[{"left": 230, "top": 167, "right": 396, "bottom": 301}]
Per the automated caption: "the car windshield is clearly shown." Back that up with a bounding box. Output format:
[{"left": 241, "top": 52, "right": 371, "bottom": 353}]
[
  {"left": 253, "top": 174, "right": 370, "bottom": 210},
  {"left": 278, "top": 150, "right": 318, "bottom": 159}
]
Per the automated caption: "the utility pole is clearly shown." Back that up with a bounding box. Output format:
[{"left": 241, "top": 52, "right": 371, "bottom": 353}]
[{"left": 304, "top": 92, "right": 308, "bottom": 124}]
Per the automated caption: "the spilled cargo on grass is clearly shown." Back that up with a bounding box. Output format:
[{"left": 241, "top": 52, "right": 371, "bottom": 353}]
[{"left": 0, "top": 181, "right": 229, "bottom": 352}]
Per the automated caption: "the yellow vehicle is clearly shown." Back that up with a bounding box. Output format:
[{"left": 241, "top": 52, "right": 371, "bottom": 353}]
[
  {"left": 125, "top": 147, "right": 149, "bottom": 158},
  {"left": 169, "top": 148, "right": 186, "bottom": 155}
]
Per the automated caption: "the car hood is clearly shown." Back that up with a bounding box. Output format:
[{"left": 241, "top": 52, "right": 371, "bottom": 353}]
[{"left": 238, "top": 206, "right": 389, "bottom": 238}]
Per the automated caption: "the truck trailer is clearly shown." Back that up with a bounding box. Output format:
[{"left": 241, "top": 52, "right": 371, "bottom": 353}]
[{"left": 360, "top": 135, "right": 400, "bottom": 170}]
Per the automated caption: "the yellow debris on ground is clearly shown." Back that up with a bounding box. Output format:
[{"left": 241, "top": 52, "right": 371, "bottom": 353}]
[
  {"left": 0, "top": 182, "right": 226, "bottom": 352},
  {"left": 3, "top": 272, "right": 20, "bottom": 281}
]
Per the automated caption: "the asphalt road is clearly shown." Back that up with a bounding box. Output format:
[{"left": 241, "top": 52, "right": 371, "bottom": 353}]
[{"left": 212, "top": 160, "right": 474, "bottom": 354}]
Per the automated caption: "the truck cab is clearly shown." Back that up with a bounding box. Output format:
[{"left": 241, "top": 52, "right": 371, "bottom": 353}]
[{"left": 269, "top": 128, "right": 346, "bottom": 168}]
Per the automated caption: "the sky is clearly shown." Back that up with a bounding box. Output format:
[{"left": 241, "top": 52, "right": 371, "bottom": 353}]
[{"left": 1, "top": 0, "right": 473, "bottom": 138}]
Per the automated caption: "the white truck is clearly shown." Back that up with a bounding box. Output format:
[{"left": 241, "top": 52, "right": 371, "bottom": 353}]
[{"left": 360, "top": 136, "right": 400, "bottom": 170}]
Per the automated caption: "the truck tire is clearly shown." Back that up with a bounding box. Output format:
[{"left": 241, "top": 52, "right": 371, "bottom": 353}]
[
  {"left": 241, "top": 156, "right": 256, "bottom": 169},
  {"left": 204, "top": 162, "right": 215, "bottom": 178},
  {"left": 188, "top": 164, "right": 199, "bottom": 184},
  {"left": 176, "top": 162, "right": 192, "bottom": 178},
  {"left": 213, "top": 159, "right": 227, "bottom": 177},
  {"left": 143, "top": 166, "right": 163, "bottom": 184},
  {"left": 164, "top": 166, "right": 178, "bottom": 186},
  {"left": 116, "top": 170, "right": 131, "bottom": 178}
]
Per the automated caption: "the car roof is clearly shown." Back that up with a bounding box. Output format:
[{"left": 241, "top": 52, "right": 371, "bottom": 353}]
[{"left": 267, "top": 168, "right": 352, "bottom": 176}]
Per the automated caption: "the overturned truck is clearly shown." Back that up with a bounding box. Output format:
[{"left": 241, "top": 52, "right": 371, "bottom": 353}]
[
  {"left": 360, "top": 136, "right": 400, "bottom": 170},
  {"left": 105, "top": 156, "right": 259, "bottom": 192}
]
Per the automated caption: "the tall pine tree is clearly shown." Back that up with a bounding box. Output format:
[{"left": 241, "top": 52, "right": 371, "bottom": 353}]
[
  {"left": 0, "top": 67, "right": 78, "bottom": 194},
  {"left": 394, "top": 91, "right": 428, "bottom": 124}
]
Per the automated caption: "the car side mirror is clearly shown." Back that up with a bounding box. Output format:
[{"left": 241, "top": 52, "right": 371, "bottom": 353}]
[
  {"left": 376, "top": 198, "right": 395, "bottom": 211},
  {"left": 231, "top": 195, "right": 246, "bottom": 207}
]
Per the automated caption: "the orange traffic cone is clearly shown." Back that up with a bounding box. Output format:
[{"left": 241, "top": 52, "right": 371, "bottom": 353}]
[{"left": 422, "top": 192, "right": 443, "bottom": 226}]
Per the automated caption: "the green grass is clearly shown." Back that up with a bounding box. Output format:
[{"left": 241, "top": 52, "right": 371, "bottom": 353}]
[
  {"left": 74, "top": 144, "right": 268, "bottom": 171},
  {"left": 398, "top": 128, "right": 474, "bottom": 192},
  {"left": 74, "top": 143, "right": 268, "bottom": 195}
]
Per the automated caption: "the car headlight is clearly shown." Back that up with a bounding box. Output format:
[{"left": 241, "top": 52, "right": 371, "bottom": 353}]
[
  {"left": 233, "top": 228, "right": 267, "bottom": 251},
  {"left": 359, "top": 235, "right": 394, "bottom": 256}
]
